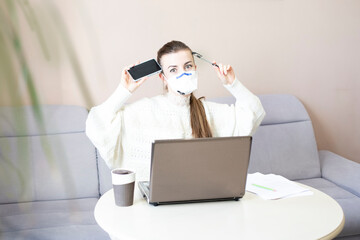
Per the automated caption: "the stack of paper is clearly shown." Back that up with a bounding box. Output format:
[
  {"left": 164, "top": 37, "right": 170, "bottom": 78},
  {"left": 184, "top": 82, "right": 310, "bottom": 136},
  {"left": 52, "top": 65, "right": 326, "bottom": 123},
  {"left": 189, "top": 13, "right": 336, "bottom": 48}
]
[{"left": 245, "top": 172, "right": 313, "bottom": 200}]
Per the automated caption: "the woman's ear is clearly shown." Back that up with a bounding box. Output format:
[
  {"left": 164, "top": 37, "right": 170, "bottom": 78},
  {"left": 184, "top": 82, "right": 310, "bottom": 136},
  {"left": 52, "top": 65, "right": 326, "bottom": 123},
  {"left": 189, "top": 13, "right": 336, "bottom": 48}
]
[
  {"left": 159, "top": 73, "right": 167, "bottom": 85},
  {"left": 159, "top": 73, "right": 168, "bottom": 92}
]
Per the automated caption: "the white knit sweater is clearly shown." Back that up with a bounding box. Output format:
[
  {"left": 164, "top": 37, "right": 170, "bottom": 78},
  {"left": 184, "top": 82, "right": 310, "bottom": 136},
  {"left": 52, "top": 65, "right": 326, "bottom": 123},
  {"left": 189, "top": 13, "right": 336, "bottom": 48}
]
[{"left": 86, "top": 78, "right": 266, "bottom": 181}]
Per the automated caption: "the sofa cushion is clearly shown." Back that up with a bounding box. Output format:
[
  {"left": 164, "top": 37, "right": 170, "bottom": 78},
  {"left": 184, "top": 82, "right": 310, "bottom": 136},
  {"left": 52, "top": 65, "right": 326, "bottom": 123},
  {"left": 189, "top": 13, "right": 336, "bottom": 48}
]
[
  {"left": 257, "top": 94, "right": 310, "bottom": 125},
  {"left": 210, "top": 94, "right": 321, "bottom": 180},
  {"left": 296, "top": 178, "right": 360, "bottom": 237},
  {"left": 0, "top": 133, "right": 99, "bottom": 203},
  {"left": 319, "top": 150, "right": 360, "bottom": 197},
  {"left": 0, "top": 106, "right": 100, "bottom": 203},
  {"left": 0, "top": 225, "right": 109, "bottom": 240},
  {"left": 249, "top": 121, "right": 321, "bottom": 180},
  {"left": 0, "top": 198, "right": 109, "bottom": 240},
  {"left": 209, "top": 94, "right": 310, "bottom": 125},
  {"left": 0, "top": 105, "right": 88, "bottom": 137}
]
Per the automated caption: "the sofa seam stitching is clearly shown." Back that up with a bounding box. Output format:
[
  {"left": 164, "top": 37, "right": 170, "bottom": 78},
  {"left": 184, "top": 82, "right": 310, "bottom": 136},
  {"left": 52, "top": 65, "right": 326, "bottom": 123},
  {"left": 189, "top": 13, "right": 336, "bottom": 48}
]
[
  {"left": 260, "top": 119, "right": 310, "bottom": 126},
  {"left": 0, "top": 131, "right": 85, "bottom": 138},
  {"left": 95, "top": 148, "right": 101, "bottom": 198},
  {"left": 0, "top": 223, "right": 101, "bottom": 233}
]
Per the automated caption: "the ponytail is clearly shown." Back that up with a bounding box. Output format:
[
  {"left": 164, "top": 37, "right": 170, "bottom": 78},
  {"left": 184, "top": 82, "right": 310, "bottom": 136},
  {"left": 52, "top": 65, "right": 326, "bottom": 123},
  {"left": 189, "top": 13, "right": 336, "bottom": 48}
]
[{"left": 190, "top": 93, "right": 212, "bottom": 138}]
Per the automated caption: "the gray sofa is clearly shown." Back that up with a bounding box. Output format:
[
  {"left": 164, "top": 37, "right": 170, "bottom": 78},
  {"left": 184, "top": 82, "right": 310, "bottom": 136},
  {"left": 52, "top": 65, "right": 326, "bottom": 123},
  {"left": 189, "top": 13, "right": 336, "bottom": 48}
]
[
  {"left": 0, "top": 94, "right": 359, "bottom": 239},
  {"left": 0, "top": 105, "right": 111, "bottom": 240}
]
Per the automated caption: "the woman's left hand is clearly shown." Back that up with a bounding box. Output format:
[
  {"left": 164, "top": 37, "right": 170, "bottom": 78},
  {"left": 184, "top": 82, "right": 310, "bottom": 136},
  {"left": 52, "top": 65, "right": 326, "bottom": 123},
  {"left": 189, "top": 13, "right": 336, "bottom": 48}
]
[{"left": 213, "top": 61, "right": 236, "bottom": 85}]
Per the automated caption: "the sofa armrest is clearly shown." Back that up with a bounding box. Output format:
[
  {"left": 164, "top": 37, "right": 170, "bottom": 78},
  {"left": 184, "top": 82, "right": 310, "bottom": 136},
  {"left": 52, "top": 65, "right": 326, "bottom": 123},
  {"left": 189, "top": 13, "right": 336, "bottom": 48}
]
[{"left": 319, "top": 150, "right": 360, "bottom": 197}]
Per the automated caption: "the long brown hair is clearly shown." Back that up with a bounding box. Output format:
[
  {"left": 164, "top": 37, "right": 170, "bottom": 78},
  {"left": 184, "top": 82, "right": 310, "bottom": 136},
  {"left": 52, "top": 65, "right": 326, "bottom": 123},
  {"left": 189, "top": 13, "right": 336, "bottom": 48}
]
[{"left": 157, "top": 40, "right": 212, "bottom": 138}]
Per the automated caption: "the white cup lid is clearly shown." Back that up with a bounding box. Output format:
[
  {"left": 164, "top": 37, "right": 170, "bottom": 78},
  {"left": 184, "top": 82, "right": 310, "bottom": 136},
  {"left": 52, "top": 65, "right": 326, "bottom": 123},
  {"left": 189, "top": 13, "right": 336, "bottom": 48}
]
[{"left": 111, "top": 168, "right": 135, "bottom": 185}]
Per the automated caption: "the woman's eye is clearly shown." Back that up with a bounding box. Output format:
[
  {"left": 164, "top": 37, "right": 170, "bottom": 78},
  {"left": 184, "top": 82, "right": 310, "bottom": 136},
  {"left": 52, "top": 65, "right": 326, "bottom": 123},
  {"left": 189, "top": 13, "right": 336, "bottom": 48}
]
[
  {"left": 185, "top": 64, "right": 193, "bottom": 70},
  {"left": 170, "top": 68, "right": 176, "bottom": 73}
]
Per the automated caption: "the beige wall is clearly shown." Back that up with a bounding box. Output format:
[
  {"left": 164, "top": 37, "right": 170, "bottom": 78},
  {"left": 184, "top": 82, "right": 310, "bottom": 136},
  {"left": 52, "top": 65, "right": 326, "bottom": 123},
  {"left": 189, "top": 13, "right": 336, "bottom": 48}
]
[{"left": 6, "top": 0, "right": 360, "bottom": 163}]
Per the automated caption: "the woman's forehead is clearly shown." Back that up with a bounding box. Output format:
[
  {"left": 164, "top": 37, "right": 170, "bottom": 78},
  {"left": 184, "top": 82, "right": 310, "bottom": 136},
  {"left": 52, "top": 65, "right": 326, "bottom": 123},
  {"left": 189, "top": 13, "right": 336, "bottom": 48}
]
[{"left": 161, "top": 50, "right": 194, "bottom": 67}]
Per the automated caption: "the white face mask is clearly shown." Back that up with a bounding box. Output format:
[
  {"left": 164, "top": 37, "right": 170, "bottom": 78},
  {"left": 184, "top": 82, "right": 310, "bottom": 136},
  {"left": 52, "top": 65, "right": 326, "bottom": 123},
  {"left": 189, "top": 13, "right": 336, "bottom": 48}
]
[{"left": 164, "top": 71, "right": 198, "bottom": 95}]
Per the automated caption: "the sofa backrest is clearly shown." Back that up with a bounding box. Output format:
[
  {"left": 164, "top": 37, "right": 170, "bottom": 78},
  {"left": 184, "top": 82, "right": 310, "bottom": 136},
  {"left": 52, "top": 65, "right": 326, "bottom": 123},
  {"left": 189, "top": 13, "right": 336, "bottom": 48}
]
[
  {"left": 0, "top": 105, "right": 100, "bottom": 204},
  {"left": 210, "top": 94, "right": 321, "bottom": 180}
]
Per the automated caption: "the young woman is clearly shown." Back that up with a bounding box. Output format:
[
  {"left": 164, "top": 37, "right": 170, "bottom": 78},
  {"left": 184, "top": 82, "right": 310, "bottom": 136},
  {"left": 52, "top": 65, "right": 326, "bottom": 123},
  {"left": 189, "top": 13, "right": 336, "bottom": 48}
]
[{"left": 86, "top": 40, "right": 265, "bottom": 181}]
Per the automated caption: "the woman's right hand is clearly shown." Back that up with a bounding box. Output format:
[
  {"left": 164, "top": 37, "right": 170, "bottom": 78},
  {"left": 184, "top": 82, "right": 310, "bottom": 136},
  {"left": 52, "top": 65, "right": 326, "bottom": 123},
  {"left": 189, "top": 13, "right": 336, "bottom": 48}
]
[{"left": 120, "top": 62, "right": 148, "bottom": 93}]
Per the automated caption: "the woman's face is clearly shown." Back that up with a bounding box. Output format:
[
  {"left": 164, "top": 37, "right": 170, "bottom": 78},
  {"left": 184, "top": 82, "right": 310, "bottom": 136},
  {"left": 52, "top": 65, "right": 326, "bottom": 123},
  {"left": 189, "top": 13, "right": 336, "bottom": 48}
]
[{"left": 159, "top": 49, "right": 197, "bottom": 83}]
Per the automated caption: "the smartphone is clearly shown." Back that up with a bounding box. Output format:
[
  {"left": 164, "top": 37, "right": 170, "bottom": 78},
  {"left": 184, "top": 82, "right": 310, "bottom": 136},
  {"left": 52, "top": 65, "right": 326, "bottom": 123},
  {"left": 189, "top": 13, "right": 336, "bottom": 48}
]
[{"left": 127, "top": 59, "right": 162, "bottom": 81}]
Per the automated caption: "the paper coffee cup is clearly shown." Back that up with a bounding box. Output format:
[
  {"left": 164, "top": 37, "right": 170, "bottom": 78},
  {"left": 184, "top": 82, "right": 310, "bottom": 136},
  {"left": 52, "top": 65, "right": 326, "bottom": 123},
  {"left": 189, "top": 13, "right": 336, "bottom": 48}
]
[{"left": 111, "top": 169, "right": 135, "bottom": 207}]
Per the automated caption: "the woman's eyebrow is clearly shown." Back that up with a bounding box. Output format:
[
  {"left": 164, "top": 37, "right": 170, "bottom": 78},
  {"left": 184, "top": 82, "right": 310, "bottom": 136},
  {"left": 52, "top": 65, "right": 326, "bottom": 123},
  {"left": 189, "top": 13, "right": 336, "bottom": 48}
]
[
  {"left": 168, "top": 65, "right": 178, "bottom": 69},
  {"left": 183, "top": 61, "right": 192, "bottom": 66}
]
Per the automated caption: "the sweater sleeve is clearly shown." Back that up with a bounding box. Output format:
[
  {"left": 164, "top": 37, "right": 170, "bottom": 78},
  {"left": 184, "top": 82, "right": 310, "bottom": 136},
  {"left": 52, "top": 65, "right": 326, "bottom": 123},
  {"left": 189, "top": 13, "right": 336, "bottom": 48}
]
[
  {"left": 85, "top": 84, "right": 132, "bottom": 169},
  {"left": 205, "top": 78, "right": 265, "bottom": 137},
  {"left": 223, "top": 78, "right": 266, "bottom": 136}
]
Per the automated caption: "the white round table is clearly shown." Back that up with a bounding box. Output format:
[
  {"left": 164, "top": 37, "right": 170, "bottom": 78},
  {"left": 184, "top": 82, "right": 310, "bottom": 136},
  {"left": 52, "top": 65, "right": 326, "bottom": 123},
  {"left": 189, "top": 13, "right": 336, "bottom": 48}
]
[{"left": 94, "top": 184, "right": 344, "bottom": 240}]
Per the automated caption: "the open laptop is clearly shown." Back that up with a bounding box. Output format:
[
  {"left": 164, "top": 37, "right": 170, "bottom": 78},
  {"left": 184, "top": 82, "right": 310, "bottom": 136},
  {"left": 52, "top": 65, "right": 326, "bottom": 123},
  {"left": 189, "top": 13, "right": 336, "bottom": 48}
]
[{"left": 138, "top": 136, "right": 252, "bottom": 206}]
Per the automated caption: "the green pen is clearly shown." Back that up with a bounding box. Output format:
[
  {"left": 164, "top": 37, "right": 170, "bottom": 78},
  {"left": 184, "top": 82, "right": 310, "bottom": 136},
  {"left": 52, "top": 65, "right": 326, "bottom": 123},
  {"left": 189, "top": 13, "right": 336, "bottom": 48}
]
[{"left": 252, "top": 183, "right": 277, "bottom": 192}]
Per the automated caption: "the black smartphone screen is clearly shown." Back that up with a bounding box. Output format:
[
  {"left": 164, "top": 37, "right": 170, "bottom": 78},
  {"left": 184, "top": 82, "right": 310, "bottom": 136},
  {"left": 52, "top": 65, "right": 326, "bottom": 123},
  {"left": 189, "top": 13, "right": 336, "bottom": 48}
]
[{"left": 127, "top": 59, "right": 162, "bottom": 81}]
